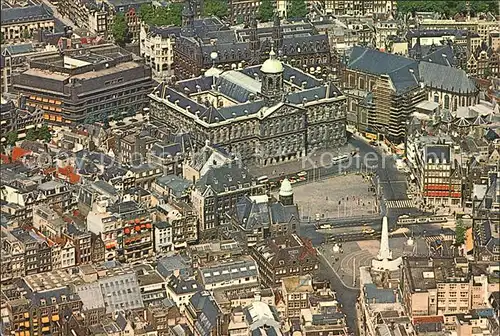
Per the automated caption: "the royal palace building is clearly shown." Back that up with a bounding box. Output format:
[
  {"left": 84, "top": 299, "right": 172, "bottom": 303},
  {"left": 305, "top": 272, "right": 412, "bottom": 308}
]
[{"left": 150, "top": 49, "right": 347, "bottom": 167}]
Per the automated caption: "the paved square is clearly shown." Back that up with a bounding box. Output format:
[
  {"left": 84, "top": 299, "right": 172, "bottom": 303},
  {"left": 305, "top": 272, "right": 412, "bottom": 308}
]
[
  {"left": 319, "top": 236, "right": 429, "bottom": 288},
  {"left": 287, "top": 174, "right": 378, "bottom": 219}
]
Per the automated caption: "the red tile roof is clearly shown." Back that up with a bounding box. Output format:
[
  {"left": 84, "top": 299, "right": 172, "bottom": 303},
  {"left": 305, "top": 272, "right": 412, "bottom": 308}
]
[
  {"left": 0, "top": 147, "right": 32, "bottom": 164},
  {"left": 57, "top": 166, "right": 81, "bottom": 184},
  {"left": 413, "top": 316, "right": 444, "bottom": 324}
]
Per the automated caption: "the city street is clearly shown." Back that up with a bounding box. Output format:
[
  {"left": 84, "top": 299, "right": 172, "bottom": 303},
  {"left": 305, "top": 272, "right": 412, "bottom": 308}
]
[{"left": 39, "top": 0, "right": 76, "bottom": 28}]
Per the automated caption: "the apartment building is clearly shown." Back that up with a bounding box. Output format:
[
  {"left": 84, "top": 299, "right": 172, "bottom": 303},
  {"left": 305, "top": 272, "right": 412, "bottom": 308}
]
[
  {"left": 0, "top": 97, "right": 44, "bottom": 144},
  {"left": 401, "top": 257, "right": 490, "bottom": 318},
  {"left": 419, "top": 18, "right": 499, "bottom": 42},
  {"left": 325, "top": 0, "right": 395, "bottom": 17},
  {"left": 10, "top": 228, "right": 52, "bottom": 276},
  {"left": 281, "top": 275, "right": 314, "bottom": 318},
  {"left": 228, "top": 0, "right": 260, "bottom": 23},
  {"left": 139, "top": 24, "right": 178, "bottom": 82},
  {"left": 153, "top": 221, "right": 173, "bottom": 252},
  {"left": 190, "top": 164, "right": 264, "bottom": 232},
  {"left": 13, "top": 271, "right": 84, "bottom": 336},
  {"left": 250, "top": 233, "right": 318, "bottom": 288},
  {"left": 375, "top": 19, "right": 398, "bottom": 50},
  {"left": 1, "top": 227, "right": 26, "bottom": 284},
  {"left": 173, "top": 11, "right": 331, "bottom": 80},
  {"left": 155, "top": 202, "right": 198, "bottom": 249},
  {"left": 185, "top": 291, "right": 223, "bottom": 336},
  {"left": 12, "top": 44, "right": 152, "bottom": 125},
  {"left": 410, "top": 142, "right": 463, "bottom": 206},
  {"left": 198, "top": 258, "right": 259, "bottom": 291},
  {"left": 228, "top": 179, "right": 299, "bottom": 247},
  {"left": 87, "top": 200, "right": 153, "bottom": 262},
  {"left": 0, "top": 5, "right": 55, "bottom": 42},
  {"left": 166, "top": 276, "right": 201, "bottom": 312},
  {"left": 1, "top": 177, "right": 73, "bottom": 223}
]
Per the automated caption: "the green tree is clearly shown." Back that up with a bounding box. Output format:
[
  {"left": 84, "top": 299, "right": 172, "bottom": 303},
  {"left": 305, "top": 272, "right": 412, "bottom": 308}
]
[
  {"left": 139, "top": 4, "right": 156, "bottom": 23},
  {"left": 113, "top": 110, "right": 122, "bottom": 121},
  {"left": 455, "top": 219, "right": 466, "bottom": 245},
  {"left": 6, "top": 131, "right": 18, "bottom": 146},
  {"left": 112, "top": 13, "right": 128, "bottom": 46},
  {"left": 203, "top": 0, "right": 228, "bottom": 18},
  {"left": 288, "top": 0, "right": 307, "bottom": 19},
  {"left": 397, "top": 0, "right": 499, "bottom": 16},
  {"left": 38, "top": 125, "right": 52, "bottom": 142},
  {"left": 26, "top": 129, "right": 39, "bottom": 141},
  {"left": 139, "top": 3, "right": 182, "bottom": 26},
  {"left": 259, "top": 0, "right": 274, "bottom": 22},
  {"left": 22, "top": 29, "right": 31, "bottom": 39}
]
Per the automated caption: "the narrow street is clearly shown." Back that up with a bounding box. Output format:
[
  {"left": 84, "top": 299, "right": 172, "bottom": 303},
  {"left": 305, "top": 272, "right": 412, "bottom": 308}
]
[{"left": 39, "top": 0, "right": 76, "bottom": 28}]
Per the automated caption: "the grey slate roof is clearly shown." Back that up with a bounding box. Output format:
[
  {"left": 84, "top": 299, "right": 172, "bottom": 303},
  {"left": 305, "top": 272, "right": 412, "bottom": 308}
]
[
  {"left": 348, "top": 46, "right": 420, "bottom": 94},
  {"left": 156, "top": 175, "right": 192, "bottom": 197},
  {"left": 199, "top": 259, "right": 258, "bottom": 286},
  {"left": 157, "top": 254, "right": 192, "bottom": 278},
  {"left": 421, "top": 44, "right": 457, "bottom": 67},
  {"left": 92, "top": 180, "right": 118, "bottom": 196},
  {"left": 348, "top": 46, "right": 416, "bottom": 77},
  {"left": 0, "top": 44, "right": 35, "bottom": 56},
  {"left": 235, "top": 195, "right": 299, "bottom": 231},
  {"left": 150, "top": 26, "right": 181, "bottom": 38},
  {"left": 364, "top": 284, "right": 397, "bottom": 303},
  {"left": 153, "top": 59, "right": 342, "bottom": 125},
  {"left": 418, "top": 61, "right": 477, "bottom": 94},
  {"left": 167, "top": 276, "right": 202, "bottom": 295},
  {"left": 190, "top": 291, "right": 222, "bottom": 335},
  {"left": 1, "top": 5, "right": 53, "bottom": 24},
  {"left": 195, "top": 164, "right": 254, "bottom": 194}
]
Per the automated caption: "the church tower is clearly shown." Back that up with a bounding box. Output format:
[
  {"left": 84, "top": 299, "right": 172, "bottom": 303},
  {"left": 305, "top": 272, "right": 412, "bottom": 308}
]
[
  {"left": 260, "top": 48, "right": 284, "bottom": 106},
  {"left": 272, "top": 13, "right": 283, "bottom": 52},
  {"left": 181, "top": 0, "right": 194, "bottom": 37},
  {"left": 249, "top": 15, "right": 260, "bottom": 65},
  {"left": 279, "top": 178, "right": 294, "bottom": 206}
]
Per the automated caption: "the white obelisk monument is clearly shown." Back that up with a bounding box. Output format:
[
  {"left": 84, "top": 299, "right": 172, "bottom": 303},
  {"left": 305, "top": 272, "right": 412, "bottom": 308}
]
[{"left": 372, "top": 216, "right": 402, "bottom": 272}]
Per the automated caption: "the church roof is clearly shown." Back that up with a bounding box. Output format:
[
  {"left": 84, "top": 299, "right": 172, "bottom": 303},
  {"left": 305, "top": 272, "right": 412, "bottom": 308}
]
[
  {"left": 347, "top": 46, "right": 420, "bottom": 94},
  {"left": 418, "top": 61, "right": 477, "bottom": 94}
]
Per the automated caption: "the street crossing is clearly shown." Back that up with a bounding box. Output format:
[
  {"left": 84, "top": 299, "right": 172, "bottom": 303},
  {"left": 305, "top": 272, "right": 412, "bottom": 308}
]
[
  {"left": 386, "top": 199, "right": 415, "bottom": 209},
  {"left": 425, "top": 235, "right": 455, "bottom": 244}
]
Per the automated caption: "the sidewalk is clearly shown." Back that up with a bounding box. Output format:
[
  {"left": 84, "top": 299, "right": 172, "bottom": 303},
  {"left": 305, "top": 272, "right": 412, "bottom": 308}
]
[{"left": 248, "top": 143, "right": 356, "bottom": 179}]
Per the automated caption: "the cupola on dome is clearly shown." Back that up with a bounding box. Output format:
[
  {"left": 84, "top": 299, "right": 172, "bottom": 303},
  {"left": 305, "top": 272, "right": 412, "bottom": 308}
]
[{"left": 261, "top": 49, "right": 283, "bottom": 74}]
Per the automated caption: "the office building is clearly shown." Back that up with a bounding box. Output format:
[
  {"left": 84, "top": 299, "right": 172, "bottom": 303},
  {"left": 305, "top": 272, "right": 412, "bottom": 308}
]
[{"left": 12, "top": 43, "right": 152, "bottom": 125}]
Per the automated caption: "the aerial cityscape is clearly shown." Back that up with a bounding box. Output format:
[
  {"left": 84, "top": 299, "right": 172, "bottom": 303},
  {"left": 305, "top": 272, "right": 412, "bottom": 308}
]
[{"left": 0, "top": 0, "right": 499, "bottom": 335}]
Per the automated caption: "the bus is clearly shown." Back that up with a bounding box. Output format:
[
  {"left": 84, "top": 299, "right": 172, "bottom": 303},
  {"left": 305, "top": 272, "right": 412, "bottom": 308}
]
[
  {"left": 332, "top": 154, "right": 349, "bottom": 165},
  {"left": 397, "top": 215, "right": 449, "bottom": 226},
  {"left": 257, "top": 175, "right": 269, "bottom": 184}
]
